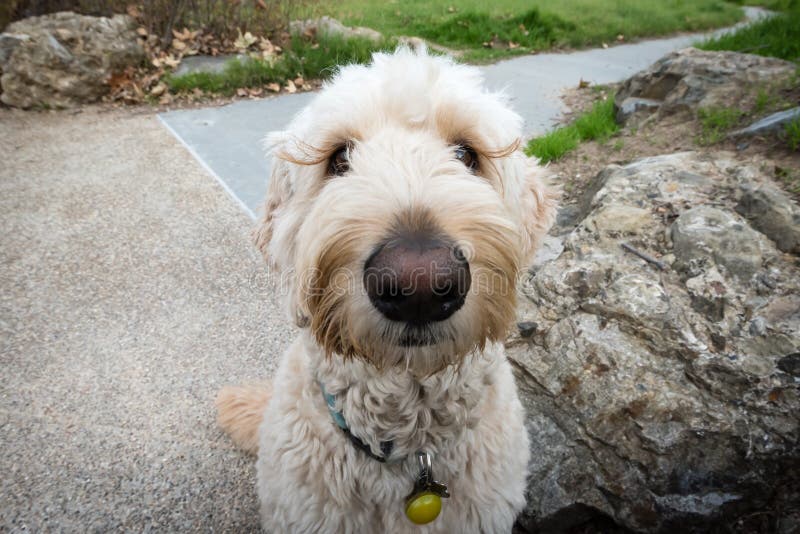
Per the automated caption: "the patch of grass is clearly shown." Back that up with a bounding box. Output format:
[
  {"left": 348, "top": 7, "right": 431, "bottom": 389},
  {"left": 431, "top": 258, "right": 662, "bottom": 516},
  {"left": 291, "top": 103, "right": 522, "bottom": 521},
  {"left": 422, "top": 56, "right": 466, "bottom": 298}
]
[
  {"left": 785, "top": 117, "right": 800, "bottom": 151},
  {"left": 525, "top": 97, "right": 618, "bottom": 163},
  {"left": 776, "top": 166, "right": 800, "bottom": 194},
  {"left": 697, "top": 106, "right": 744, "bottom": 144},
  {"left": 167, "top": 34, "right": 391, "bottom": 95},
  {"left": 698, "top": 6, "right": 800, "bottom": 61},
  {"left": 310, "top": 0, "right": 744, "bottom": 62}
]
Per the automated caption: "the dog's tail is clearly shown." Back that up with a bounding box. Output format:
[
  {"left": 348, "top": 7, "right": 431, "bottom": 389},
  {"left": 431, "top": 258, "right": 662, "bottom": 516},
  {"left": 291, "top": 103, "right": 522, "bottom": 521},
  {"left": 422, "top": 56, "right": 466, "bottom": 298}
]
[{"left": 215, "top": 382, "right": 273, "bottom": 455}]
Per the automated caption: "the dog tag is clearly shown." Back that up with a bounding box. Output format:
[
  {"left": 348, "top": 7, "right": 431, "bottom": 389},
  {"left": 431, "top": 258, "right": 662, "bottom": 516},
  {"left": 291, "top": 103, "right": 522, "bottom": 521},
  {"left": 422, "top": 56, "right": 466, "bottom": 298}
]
[{"left": 404, "top": 451, "right": 449, "bottom": 525}]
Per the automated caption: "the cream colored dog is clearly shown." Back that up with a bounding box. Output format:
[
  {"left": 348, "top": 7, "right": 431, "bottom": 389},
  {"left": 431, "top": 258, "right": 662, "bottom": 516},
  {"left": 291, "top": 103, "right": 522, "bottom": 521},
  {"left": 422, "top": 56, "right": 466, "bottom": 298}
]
[{"left": 216, "top": 47, "right": 556, "bottom": 533}]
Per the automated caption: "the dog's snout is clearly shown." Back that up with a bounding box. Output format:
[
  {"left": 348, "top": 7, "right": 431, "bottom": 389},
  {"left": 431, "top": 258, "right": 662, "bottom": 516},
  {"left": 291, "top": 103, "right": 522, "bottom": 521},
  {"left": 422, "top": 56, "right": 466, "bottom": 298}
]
[{"left": 364, "top": 237, "right": 471, "bottom": 324}]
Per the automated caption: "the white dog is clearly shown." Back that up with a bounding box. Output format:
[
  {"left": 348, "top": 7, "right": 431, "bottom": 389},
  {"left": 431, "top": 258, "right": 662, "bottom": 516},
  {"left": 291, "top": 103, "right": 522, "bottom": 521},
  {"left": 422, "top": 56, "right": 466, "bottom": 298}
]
[{"left": 217, "top": 46, "right": 556, "bottom": 533}]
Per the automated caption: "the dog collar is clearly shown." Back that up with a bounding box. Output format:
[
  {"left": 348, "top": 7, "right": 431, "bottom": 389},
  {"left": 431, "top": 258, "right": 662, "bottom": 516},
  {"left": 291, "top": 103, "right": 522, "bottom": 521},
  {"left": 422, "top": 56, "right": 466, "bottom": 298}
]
[
  {"left": 319, "top": 382, "right": 451, "bottom": 524},
  {"left": 319, "top": 381, "right": 395, "bottom": 462}
]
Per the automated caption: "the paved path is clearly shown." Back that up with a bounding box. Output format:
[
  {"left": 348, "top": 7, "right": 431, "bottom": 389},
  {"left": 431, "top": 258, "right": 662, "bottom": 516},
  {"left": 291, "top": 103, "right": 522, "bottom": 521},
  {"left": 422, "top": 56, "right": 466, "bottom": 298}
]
[
  {"left": 0, "top": 108, "right": 292, "bottom": 532},
  {"left": 160, "top": 7, "right": 768, "bottom": 216}
]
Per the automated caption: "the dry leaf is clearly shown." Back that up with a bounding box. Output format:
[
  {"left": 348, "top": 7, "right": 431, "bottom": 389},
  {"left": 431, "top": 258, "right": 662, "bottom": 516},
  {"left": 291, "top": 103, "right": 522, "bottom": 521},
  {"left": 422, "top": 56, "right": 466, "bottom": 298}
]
[
  {"left": 285, "top": 80, "right": 297, "bottom": 94},
  {"left": 151, "top": 57, "right": 163, "bottom": 68},
  {"left": 602, "top": 42, "right": 609, "bottom": 49},
  {"left": 616, "top": 34, "right": 625, "bottom": 42},
  {"left": 256, "top": 0, "right": 268, "bottom": 9},
  {"left": 192, "top": 88, "right": 204, "bottom": 97},
  {"left": 578, "top": 78, "right": 590, "bottom": 89},
  {"left": 266, "top": 83, "right": 280, "bottom": 92},
  {"left": 250, "top": 87, "right": 264, "bottom": 97},
  {"left": 150, "top": 82, "right": 167, "bottom": 96},
  {"left": 164, "top": 55, "right": 180, "bottom": 69},
  {"left": 293, "top": 76, "right": 304, "bottom": 87},
  {"left": 136, "top": 27, "right": 148, "bottom": 37},
  {"left": 172, "top": 39, "right": 186, "bottom": 51},
  {"left": 236, "top": 88, "right": 249, "bottom": 97},
  {"left": 447, "top": 6, "right": 455, "bottom": 12},
  {"left": 159, "top": 93, "right": 173, "bottom": 105},
  {"left": 126, "top": 4, "right": 140, "bottom": 18},
  {"left": 508, "top": 41, "right": 519, "bottom": 49},
  {"left": 234, "top": 30, "right": 258, "bottom": 50}
]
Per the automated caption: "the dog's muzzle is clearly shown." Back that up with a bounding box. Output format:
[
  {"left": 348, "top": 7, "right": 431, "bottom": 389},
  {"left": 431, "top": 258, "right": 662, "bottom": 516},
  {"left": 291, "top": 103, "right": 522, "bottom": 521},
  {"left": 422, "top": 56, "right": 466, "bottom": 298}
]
[{"left": 363, "top": 235, "right": 471, "bottom": 331}]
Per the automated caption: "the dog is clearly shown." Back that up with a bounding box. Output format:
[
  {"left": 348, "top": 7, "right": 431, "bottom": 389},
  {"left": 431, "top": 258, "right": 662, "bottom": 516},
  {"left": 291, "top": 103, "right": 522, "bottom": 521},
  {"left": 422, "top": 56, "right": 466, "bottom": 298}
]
[{"left": 216, "top": 46, "right": 556, "bottom": 533}]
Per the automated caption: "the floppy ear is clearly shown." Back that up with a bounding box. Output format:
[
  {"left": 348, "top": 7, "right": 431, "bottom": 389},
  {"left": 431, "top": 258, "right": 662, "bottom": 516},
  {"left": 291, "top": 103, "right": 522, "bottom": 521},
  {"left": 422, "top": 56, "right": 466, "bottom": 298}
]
[
  {"left": 253, "top": 136, "right": 293, "bottom": 269},
  {"left": 518, "top": 155, "right": 558, "bottom": 263}
]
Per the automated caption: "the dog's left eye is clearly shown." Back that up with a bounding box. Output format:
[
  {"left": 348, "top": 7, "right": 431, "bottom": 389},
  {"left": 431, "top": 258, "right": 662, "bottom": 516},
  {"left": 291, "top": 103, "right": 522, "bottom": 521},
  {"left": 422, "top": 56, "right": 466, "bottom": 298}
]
[
  {"left": 328, "top": 146, "right": 350, "bottom": 176},
  {"left": 455, "top": 145, "right": 478, "bottom": 171}
]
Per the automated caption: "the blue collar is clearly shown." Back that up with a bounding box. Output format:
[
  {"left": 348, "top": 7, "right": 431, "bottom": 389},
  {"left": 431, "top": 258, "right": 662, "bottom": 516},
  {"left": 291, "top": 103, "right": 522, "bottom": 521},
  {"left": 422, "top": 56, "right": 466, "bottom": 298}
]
[{"left": 320, "top": 382, "right": 395, "bottom": 463}]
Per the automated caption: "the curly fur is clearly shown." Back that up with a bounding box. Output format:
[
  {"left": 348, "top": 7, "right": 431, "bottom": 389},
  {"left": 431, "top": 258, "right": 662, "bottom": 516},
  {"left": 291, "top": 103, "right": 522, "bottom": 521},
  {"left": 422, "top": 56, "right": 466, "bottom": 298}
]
[{"left": 217, "top": 46, "right": 556, "bottom": 533}]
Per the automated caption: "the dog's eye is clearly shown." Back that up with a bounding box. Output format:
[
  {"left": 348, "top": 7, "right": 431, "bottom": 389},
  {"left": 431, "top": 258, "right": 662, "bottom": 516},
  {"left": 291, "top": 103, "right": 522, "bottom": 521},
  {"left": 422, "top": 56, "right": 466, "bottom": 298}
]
[
  {"left": 328, "top": 146, "right": 350, "bottom": 176},
  {"left": 455, "top": 145, "right": 478, "bottom": 171}
]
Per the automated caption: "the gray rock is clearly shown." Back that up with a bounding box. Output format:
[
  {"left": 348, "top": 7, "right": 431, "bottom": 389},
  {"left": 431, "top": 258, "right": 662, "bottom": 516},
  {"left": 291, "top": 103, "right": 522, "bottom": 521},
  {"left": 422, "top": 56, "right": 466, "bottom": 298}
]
[
  {"left": 735, "top": 182, "right": 800, "bottom": 254},
  {"left": 614, "top": 48, "right": 796, "bottom": 125},
  {"left": 730, "top": 106, "right": 800, "bottom": 138},
  {"left": 0, "top": 11, "right": 144, "bottom": 108},
  {"left": 671, "top": 205, "right": 769, "bottom": 281},
  {"left": 172, "top": 54, "right": 245, "bottom": 77},
  {"left": 289, "top": 16, "right": 383, "bottom": 43},
  {"left": 512, "top": 151, "right": 800, "bottom": 531}
]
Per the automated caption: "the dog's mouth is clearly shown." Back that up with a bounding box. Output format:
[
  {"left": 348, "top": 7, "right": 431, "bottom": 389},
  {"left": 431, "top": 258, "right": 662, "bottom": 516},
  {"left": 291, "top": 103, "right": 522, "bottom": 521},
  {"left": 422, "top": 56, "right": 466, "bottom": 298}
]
[{"left": 397, "top": 324, "right": 441, "bottom": 347}]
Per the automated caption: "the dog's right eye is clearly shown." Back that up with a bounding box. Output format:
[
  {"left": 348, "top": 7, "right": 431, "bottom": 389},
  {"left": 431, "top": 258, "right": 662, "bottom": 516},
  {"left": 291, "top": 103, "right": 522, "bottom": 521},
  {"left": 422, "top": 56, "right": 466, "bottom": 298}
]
[{"left": 328, "top": 147, "right": 350, "bottom": 176}]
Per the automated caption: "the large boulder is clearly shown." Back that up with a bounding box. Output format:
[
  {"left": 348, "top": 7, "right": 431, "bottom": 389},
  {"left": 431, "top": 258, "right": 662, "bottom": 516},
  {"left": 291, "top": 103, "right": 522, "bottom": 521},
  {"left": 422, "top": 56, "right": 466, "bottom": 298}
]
[
  {"left": 0, "top": 11, "right": 144, "bottom": 108},
  {"left": 511, "top": 151, "right": 800, "bottom": 532},
  {"left": 614, "top": 48, "right": 795, "bottom": 125}
]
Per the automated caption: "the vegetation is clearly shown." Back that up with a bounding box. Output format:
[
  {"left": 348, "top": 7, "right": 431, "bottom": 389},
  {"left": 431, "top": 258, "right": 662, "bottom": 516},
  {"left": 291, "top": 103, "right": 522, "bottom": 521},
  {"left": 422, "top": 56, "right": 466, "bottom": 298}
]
[
  {"left": 525, "top": 97, "right": 618, "bottom": 163},
  {"left": 698, "top": 5, "right": 800, "bottom": 62},
  {"left": 786, "top": 117, "right": 800, "bottom": 151},
  {"left": 311, "top": 0, "right": 744, "bottom": 62},
  {"left": 167, "top": 34, "right": 390, "bottom": 95},
  {"left": 697, "top": 106, "right": 744, "bottom": 144}
]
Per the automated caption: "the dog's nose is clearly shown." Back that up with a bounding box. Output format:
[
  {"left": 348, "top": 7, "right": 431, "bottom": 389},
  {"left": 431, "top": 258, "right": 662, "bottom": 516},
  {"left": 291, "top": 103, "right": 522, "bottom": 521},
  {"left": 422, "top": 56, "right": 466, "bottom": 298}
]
[{"left": 364, "top": 237, "right": 471, "bottom": 324}]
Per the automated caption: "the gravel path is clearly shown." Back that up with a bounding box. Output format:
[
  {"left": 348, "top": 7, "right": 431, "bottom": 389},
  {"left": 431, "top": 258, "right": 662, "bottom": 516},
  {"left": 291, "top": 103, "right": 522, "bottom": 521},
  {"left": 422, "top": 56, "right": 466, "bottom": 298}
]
[{"left": 0, "top": 107, "right": 293, "bottom": 532}]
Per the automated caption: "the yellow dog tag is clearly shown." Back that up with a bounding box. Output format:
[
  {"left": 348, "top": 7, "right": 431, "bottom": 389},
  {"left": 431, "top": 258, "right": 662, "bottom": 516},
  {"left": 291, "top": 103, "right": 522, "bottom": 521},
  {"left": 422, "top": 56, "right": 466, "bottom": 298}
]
[{"left": 405, "top": 452, "right": 449, "bottom": 525}]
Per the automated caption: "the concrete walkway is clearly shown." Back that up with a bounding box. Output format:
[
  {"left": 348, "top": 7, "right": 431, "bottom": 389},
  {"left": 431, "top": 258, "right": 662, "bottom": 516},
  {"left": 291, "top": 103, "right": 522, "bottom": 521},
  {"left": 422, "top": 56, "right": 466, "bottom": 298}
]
[
  {"left": 159, "top": 7, "right": 768, "bottom": 216},
  {"left": 0, "top": 108, "right": 292, "bottom": 531}
]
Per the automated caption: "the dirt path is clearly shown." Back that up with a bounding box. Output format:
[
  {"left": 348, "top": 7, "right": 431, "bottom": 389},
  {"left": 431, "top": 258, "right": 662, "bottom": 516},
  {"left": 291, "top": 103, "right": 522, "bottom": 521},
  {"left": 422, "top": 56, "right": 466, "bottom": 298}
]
[{"left": 0, "top": 107, "right": 291, "bottom": 531}]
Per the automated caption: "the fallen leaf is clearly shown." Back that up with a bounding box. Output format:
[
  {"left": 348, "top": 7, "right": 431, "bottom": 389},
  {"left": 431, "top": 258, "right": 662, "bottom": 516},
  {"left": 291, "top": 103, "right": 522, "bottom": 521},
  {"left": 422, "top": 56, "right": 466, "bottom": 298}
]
[
  {"left": 602, "top": 42, "right": 609, "bottom": 49},
  {"left": 578, "top": 78, "right": 590, "bottom": 89},
  {"left": 234, "top": 30, "right": 258, "bottom": 50},
  {"left": 266, "top": 82, "right": 280, "bottom": 92},
  {"left": 159, "top": 93, "right": 173, "bottom": 105},
  {"left": 236, "top": 88, "right": 248, "bottom": 97},
  {"left": 163, "top": 55, "right": 180, "bottom": 68},
  {"left": 447, "top": 6, "right": 455, "bottom": 12},
  {"left": 136, "top": 27, "right": 148, "bottom": 37},
  {"left": 149, "top": 82, "right": 167, "bottom": 96},
  {"left": 509, "top": 41, "right": 519, "bottom": 49},
  {"left": 126, "top": 4, "right": 140, "bottom": 18},
  {"left": 285, "top": 80, "right": 297, "bottom": 94},
  {"left": 172, "top": 39, "right": 186, "bottom": 51},
  {"left": 151, "top": 57, "right": 163, "bottom": 68},
  {"left": 192, "top": 88, "right": 204, "bottom": 97},
  {"left": 249, "top": 87, "right": 264, "bottom": 97},
  {"left": 293, "top": 76, "right": 304, "bottom": 87},
  {"left": 256, "top": 0, "right": 268, "bottom": 9},
  {"left": 617, "top": 34, "right": 625, "bottom": 42}
]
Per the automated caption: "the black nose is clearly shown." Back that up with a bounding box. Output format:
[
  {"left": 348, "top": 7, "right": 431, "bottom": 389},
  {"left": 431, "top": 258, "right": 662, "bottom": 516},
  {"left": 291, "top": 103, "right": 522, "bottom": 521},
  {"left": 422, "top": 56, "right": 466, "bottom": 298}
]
[{"left": 363, "top": 236, "right": 471, "bottom": 324}]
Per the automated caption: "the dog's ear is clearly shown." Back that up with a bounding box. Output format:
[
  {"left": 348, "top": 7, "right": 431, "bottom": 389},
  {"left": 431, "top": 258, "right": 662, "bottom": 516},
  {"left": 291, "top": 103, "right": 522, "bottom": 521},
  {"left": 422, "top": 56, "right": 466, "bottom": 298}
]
[
  {"left": 254, "top": 135, "right": 293, "bottom": 269},
  {"left": 517, "top": 155, "right": 558, "bottom": 263}
]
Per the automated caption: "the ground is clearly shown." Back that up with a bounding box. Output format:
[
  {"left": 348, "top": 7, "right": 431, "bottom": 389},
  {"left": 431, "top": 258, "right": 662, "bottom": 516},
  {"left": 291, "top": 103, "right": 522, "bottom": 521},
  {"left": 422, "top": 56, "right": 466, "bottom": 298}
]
[{"left": 0, "top": 107, "right": 292, "bottom": 531}]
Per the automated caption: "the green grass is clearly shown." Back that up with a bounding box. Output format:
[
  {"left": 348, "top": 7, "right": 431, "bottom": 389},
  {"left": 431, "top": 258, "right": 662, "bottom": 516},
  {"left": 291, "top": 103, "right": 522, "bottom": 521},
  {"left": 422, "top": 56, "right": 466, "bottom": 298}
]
[
  {"left": 786, "top": 117, "right": 800, "bottom": 151},
  {"left": 698, "top": 6, "right": 800, "bottom": 61},
  {"left": 697, "top": 106, "right": 743, "bottom": 144},
  {"left": 309, "top": 0, "right": 744, "bottom": 62},
  {"left": 525, "top": 97, "right": 618, "bottom": 163},
  {"left": 167, "top": 34, "right": 391, "bottom": 94}
]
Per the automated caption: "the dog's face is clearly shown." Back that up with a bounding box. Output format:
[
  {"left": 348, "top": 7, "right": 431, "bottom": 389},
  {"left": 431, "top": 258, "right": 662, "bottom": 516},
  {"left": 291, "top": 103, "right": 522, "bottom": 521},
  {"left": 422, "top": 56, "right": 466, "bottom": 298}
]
[{"left": 256, "top": 48, "right": 555, "bottom": 374}]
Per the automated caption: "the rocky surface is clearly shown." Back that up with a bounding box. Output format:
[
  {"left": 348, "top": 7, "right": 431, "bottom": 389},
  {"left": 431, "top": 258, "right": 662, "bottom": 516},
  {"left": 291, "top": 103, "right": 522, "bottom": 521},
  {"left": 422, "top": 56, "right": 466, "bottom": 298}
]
[
  {"left": 289, "top": 16, "right": 383, "bottom": 43},
  {"left": 510, "top": 151, "right": 800, "bottom": 532},
  {"left": 0, "top": 11, "right": 144, "bottom": 108},
  {"left": 614, "top": 48, "right": 796, "bottom": 125},
  {"left": 730, "top": 107, "right": 800, "bottom": 139}
]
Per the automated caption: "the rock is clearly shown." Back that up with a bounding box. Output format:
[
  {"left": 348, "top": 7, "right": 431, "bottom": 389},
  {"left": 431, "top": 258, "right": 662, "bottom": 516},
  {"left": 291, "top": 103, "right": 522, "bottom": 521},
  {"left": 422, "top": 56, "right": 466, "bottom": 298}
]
[
  {"left": 512, "top": 151, "right": 800, "bottom": 532},
  {"left": 730, "top": 106, "right": 800, "bottom": 138},
  {"left": 0, "top": 11, "right": 144, "bottom": 108},
  {"left": 172, "top": 54, "right": 246, "bottom": 77},
  {"left": 735, "top": 182, "right": 800, "bottom": 254},
  {"left": 671, "top": 205, "right": 770, "bottom": 281},
  {"left": 289, "top": 16, "right": 383, "bottom": 43},
  {"left": 614, "top": 48, "right": 796, "bottom": 125}
]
